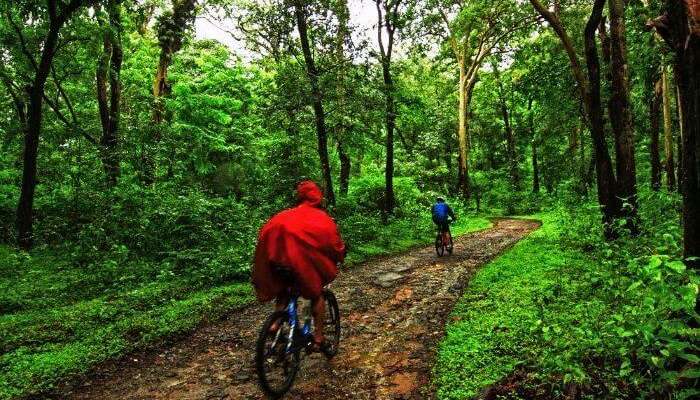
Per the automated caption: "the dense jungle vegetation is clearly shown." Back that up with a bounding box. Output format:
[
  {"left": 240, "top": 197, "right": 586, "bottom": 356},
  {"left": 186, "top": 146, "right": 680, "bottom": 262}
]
[{"left": 0, "top": 0, "right": 699, "bottom": 398}]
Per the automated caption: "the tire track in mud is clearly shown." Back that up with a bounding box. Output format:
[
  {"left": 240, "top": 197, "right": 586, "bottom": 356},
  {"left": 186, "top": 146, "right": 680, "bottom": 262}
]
[{"left": 58, "top": 218, "right": 539, "bottom": 400}]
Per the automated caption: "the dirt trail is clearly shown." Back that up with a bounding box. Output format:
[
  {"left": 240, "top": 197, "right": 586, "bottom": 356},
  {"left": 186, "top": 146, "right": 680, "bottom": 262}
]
[{"left": 58, "top": 218, "right": 539, "bottom": 400}]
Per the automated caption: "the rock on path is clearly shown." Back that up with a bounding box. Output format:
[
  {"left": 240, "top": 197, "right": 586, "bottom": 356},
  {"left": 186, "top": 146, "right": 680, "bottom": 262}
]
[{"left": 57, "top": 218, "right": 539, "bottom": 400}]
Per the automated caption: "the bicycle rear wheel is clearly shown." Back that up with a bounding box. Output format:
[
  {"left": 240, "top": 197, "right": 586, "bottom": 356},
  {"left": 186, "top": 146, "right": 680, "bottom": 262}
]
[
  {"left": 255, "top": 311, "right": 300, "bottom": 398},
  {"left": 322, "top": 290, "right": 341, "bottom": 358},
  {"left": 435, "top": 233, "right": 444, "bottom": 256}
]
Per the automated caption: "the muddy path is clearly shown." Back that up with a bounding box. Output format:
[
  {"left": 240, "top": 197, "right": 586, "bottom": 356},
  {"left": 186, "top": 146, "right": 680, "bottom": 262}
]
[{"left": 57, "top": 218, "right": 539, "bottom": 400}]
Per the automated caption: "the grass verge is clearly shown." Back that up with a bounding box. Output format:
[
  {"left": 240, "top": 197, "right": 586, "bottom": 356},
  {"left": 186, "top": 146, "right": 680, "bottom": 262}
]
[
  {"left": 0, "top": 214, "right": 491, "bottom": 399},
  {"left": 434, "top": 210, "right": 699, "bottom": 399}
]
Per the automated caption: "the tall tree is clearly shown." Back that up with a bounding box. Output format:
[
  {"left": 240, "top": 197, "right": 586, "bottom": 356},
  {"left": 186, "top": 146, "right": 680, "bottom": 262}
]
[
  {"left": 426, "top": 0, "right": 530, "bottom": 199},
  {"left": 375, "top": 0, "right": 404, "bottom": 216},
  {"left": 146, "top": 0, "right": 197, "bottom": 183},
  {"left": 333, "top": 0, "right": 352, "bottom": 196},
  {"left": 492, "top": 58, "right": 520, "bottom": 189},
  {"left": 650, "top": 76, "right": 662, "bottom": 191},
  {"left": 530, "top": 0, "right": 633, "bottom": 237},
  {"left": 96, "top": 0, "right": 123, "bottom": 187},
  {"left": 527, "top": 98, "right": 540, "bottom": 193},
  {"left": 8, "top": 0, "right": 98, "bottom": 249},
  {"left": 661, "top": 66, "right": 676, "bottom": 190},
  {"left": 607, "top": 0, "right": 639, "bottom": 233},
  {"left": 651, "top": 0, "right": 700, "bottom": 268},
  {"left": 293, "top": 0, "right": 335, "bottom": 205}
]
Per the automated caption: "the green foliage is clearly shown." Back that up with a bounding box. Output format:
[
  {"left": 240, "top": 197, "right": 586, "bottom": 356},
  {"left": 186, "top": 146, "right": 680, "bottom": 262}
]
[
  {"left": 436, "top": 201, "right": 699, "bottom": 399},
  {"left": 0, "top": 172, "right": 490, "bottom": 399},
  {"left": 1, "top": 0, "right": 697, "bottom": 398}
]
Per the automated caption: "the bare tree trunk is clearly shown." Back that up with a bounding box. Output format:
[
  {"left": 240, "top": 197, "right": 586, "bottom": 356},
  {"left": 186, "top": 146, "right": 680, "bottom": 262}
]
[
  {"left": 531, "top": 0, "right": 622, "bottom": 238},
  {"left": 677, "top": 84, "right": 684, "bottom": 194},
  {"left": 334, "top": 0, "right": 351, "bottom": 196},
  {"left": 382, "top": 58, "right": 395, "bottom": 215},
  {"left": 96, "top": 0, "right": 122, "bottom": 187},
  {"left": 528, "top": 99, "right": 540, "bottom": 193},
  {"left": 16, "top": 0, "right": 95, "bottom": 249},
  {"left": 457, "top": 61, "right": 469, "bottom": 199},
  {"left": 492, "top": 60, "right": 520, "bottom": 189},
  {"left": 650, "top": 77, "right": 662, "bottom": 191},
  {"left": 653, "top": 0, "right": 700, "bottom": 268},
  {"left": 585, "top": 0, "right": 622, "bottom": 238},
  {"left": 532, "top": 138, "right": 540, "bottom": 193},
  {"left": 608, "top": 0, "right": 639, "bottom": 234},
  {"left": 456, "top": 61, "right": 476, "bottom": 199},
  {"left": 662, "top": 67, "right": 676, "bottom": 190},
  {"left": 338, "top": 141, "right": 350, "bottom": 195},
  {"left": 375, "top": 0, "right": 402, "bottom": 217},
  {"left": 569, "top": 124, "right": 579, "bottom": 154},
  {"left": 294, "top": 0, "right": 335, "bottom": 205}
]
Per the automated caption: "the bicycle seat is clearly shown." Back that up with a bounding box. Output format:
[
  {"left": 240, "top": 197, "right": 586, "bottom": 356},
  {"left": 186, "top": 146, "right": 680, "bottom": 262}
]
[{"left": 271, "top": 264, "right": 300, "bottom": 295}]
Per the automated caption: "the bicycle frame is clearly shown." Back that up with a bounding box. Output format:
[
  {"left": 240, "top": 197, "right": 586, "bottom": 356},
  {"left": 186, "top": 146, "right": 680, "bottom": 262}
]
[{"left": 284, "top": 295, "right": 313, "bottom": 353}]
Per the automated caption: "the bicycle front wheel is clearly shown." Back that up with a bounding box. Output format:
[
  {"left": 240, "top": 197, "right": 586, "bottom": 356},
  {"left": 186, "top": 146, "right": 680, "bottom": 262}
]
[
  {"left": 322, "top": 290, "right": 341, "bottom": 358},
  {"left": 255, "top": 311, "right": 300, "bottom": 398}
]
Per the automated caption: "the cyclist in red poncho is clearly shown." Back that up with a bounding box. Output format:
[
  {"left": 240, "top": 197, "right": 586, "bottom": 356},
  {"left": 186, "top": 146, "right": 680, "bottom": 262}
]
[{"left": 252, "top": 180, "right": 346, "bottom": 351}]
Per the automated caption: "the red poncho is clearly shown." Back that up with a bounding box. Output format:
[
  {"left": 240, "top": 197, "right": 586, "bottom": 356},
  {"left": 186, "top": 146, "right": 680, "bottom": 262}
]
[{"left": 252, "top": 181, "right": 346, "bottom": 302}]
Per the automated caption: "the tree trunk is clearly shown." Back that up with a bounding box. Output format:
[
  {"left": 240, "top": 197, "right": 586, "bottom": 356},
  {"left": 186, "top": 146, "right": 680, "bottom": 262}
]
[
  {"left": 528, "top": 99, "right": 540, "bottom": 193},
  {"left": 338, "top": 141, "right": 350, "bottom": 196},
  {"left": 650, "top": 77, "right": 662, "bottom": 191},
  {"left": 569, "top": 124, "right": 579, "bottom": 154},
  {"left": 674, "top": 2, "right": 700, "bottom": 268},
  {"left": 654, "top": 0, "right": 700, "bottom": 268},
  {"left": 584, "top": 0, "right": 621, "bottom": 238},
  {"left": 16, "top": 0, "right": 91, "bottom": 249},
  {"left": 532, "top": 138, "right": 540, "bottom": 193},
  {"left": 456, "top": 60, "right": 473, "bottom": 199},
  {"left": 375, "top": 0, "right": 399, "bottom": 217},
  {"left": 334, "top": 0, "right": 351, "bottom": 196},
  {"left": 96, "top": 0, "right": 122, "bottom": 187},
  {"left": 678, "top": 41, "right": 700, "bottom": 267},
  {"left": 662, "top": 67, "right": 676, "bottom": 190},
  {"left": 608, "top": 0, "right": 639, "bottom": 234},
  {"left": 294, "top": 1, "right": 335, "bottom": 206},
  {"left": 382, "top": 58, "right": 395, "bottom": 216},
  {"left": 492, "top": 60, "right": 520, "bottom": 189},
  {"left": 144, "top": 0, "right": 197, "bottom": 184},
  {"left": 531, "top": 0, "right": 623, "bottom": 238},
  {"left": 677, "top": 84, "right": 684, "bottom": 194}
]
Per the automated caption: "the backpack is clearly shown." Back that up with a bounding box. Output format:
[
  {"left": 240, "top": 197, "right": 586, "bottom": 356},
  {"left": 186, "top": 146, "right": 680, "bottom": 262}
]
[{"left": 432, "top": 202, "right": 449, "bottom": 222}]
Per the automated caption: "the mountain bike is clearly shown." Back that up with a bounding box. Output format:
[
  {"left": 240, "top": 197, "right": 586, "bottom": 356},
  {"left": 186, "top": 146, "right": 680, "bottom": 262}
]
[
  {"left": 255, "top": 284, "right": 341, "bottom": 398},
  {"left": 435, "top": 223, "right": 454, "bottom": 257}
]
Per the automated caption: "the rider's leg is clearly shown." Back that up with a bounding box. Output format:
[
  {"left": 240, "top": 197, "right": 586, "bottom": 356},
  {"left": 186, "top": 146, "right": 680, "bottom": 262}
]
[
  {"left": 311, "top": 295, "right": 326, "bottom": 344},
  {"left": 269, "top": 293, "right": 290, "bottom": 332},
  {"left": 274, "top": 294, "right": 289, "bottom": 311}
]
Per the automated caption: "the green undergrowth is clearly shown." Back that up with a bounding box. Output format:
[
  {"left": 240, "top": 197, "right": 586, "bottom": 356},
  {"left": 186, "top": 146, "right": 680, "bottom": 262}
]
[
  {"left": 435, "top": 206, "right": 699, "bottom": 399},
  {"left": 0, "top": 177, "right": 490, "bottom": 399},
  {"left": 343, "top": 214, "right": 491, "bottom": 266}
]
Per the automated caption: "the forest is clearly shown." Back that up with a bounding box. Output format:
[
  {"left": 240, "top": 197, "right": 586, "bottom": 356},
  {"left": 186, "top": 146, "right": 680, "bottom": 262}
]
[{"left": 0, "top": 0, "right": 699, "bottom": 399}]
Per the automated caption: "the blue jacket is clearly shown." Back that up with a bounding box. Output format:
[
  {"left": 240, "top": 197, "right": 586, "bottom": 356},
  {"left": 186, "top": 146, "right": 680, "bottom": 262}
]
[{"left": 431, "top": 202, "right": 455, "bottom": 223}]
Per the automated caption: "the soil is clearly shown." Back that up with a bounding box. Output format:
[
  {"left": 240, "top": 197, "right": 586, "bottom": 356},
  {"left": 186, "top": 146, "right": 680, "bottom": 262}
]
[{"left": 54, "top": 218, "right": 539, "bottom": 400}]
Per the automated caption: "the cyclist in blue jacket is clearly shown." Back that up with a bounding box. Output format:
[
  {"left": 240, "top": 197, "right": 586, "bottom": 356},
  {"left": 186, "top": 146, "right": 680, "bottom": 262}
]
[{"left": 431, "top": 196, "right": 456, "bottom": 234}]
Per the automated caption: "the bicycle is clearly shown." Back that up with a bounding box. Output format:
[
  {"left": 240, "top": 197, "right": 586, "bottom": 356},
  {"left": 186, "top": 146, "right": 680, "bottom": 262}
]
[
  {"left": 435, "top": 221, "right": 454, "bottom": 257},
  {"left": 255, "top": 280, "right": 341, "bottom": 399}
]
